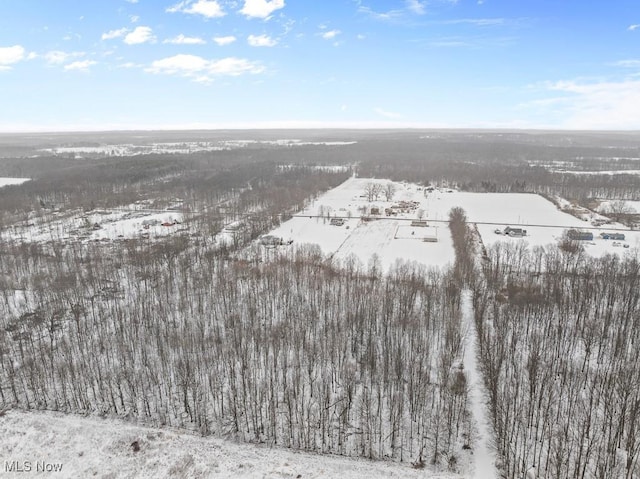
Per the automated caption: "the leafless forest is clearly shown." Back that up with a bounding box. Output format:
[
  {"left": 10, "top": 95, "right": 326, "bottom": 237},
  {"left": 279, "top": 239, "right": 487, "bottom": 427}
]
[
  {"left": 474, "top": 243, "right": 640, "bottom": 478},
  {"left": 1, "top": 130, "right": 640, "bottom": 477}
]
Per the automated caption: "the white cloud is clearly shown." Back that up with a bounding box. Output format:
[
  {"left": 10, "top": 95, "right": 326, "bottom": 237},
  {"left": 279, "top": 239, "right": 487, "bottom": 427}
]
[
  {"left": 537, "top": 78, "right": 640, "bottom": 129},
  {"left": 130, "top": 15, "right": 140, "bottom": 23},
  {"left": 126, "top": 0, "right": 139, "bottom": 3},
  {"left": 613, "top": 59, "right": 640, "bottom": 68},
  {"left": 358, "top": 6, "right": 403, "bottom": 21},
  {"left": 628, "top": 24, "right": 640, "bottom": 31},
  {"left": 406, "top": 0, "right": 426, "bottom": 15},
  {"left": 167, "top": 0, "right": 225, "bottom": 18},
  {"left": 0, "top": 45, "right": 25, "bottom": 69},
  {"left": 124, "top": 26, "right": 155, "bottom": 45},
  {"left": 374, "top": 107, "right": 402, "bottom": 119},
  {"left": 44, "top": 50, "right": 85, "bottom": 65},
  {"left": 163, "top": 34, "right": 206, "bottom": 45},
  {"left": 321, "top": 30, "right": 341, "bottom": 40},
  {"left": 102, "top": 28, "right": 128, "bottom": 40},
  {"left": 64, "top": 60, "right": 97, "bottom": 71},
  {"left": 247, "top": 34, "right": 277, "bottom": 47},
  {"left": 146, "top": 54, "right": 264, "bottom": 82},
  {"left": 240, "top": 0, "right": 285, "bottom": 19},
  {"left": 443, "top": 18, "right": 506, "bottom": 26},
  {"left": 213, "top": 35, "right": 237, "bottom": 46}
]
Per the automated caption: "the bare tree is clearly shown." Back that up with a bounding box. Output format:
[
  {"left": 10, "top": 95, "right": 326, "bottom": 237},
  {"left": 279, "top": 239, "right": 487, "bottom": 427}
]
[
  {"left": 384, "top": 182, "right": 396, "bottom": 201},
  {"left": 364, "top": 182, "right": 383, "bottom": 202}
]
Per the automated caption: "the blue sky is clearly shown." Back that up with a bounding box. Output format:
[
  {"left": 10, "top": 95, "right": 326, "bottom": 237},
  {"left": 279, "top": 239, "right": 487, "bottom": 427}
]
[{"left": 1, "top": 0, "right": 640, "bottom": 131}]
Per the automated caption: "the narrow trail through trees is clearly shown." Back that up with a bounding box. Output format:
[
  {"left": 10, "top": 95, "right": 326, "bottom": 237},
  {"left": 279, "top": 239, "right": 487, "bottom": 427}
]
[{"left": 461, "top": 289, "right": 499, "bottom": 479}]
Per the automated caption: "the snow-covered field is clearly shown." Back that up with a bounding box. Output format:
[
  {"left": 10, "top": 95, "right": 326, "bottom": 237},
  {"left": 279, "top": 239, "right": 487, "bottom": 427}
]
[
  {"left": 268, "top": 178, "right": 456, "bottom": 271},
  {"left": 0, "top": 177, "right": 30, "bottom": 188},
  {"left": 4, "top": 208, "right": 185, "bottom": 243},
  {"left": 267, "top": 178, "right": 639, "bottom": 269},
  {"left": 0, "top": 410, "right": 461, "bottom": 479}
]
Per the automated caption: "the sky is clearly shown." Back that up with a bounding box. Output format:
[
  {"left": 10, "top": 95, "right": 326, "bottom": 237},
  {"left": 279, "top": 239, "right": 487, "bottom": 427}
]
[{"left": 1, "top": 0, "right": 640, "bottom": 131}]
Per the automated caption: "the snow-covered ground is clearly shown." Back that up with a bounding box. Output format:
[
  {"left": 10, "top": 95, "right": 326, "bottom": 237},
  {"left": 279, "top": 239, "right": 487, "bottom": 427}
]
[
  {"left": 4, "top": 208, "right": 185, "bottom": 243},
  {"left": 0, "top": 177, "right": 30, "bottom": 188},
  {"left": 268, "top": 178, "right": 456, "bottom": 271},
  {"left": 0, "top": 409, "right": 461, "bottom": 479},
  {"left": 597, "top": 199, "right": 640, "bottom": 214},
  {"left": 267, "top": 178, "right": 639, "bottom": 269}
]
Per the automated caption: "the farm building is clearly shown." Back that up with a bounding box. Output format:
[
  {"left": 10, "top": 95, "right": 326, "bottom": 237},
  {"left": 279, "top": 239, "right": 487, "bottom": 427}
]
[
  {"left": 384, "top": 208, "right": 398, "bottom": 216},
  {"left": 567, "top": 229, "right": 594, "bottom": 241},
  {"left": 600, "top": 232, "right": 625, "bottom": 241},
  {"left": 422, "top": 233, "right": 438, "bottom": 243},
  {"left": 504, "top": 226, "right": 527, "bottom": 237}
]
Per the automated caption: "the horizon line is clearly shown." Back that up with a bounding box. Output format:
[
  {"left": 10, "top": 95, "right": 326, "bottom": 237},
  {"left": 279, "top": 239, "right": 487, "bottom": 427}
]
[{"left": 1, "top": 122, "right": 640, "bottom": 135}]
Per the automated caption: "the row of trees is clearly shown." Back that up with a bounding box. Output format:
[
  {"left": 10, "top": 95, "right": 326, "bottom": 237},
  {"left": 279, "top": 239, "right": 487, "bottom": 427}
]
[
  {"left": 363, "top": 182, "right": 396, "bottom": 202},
  {"left": 352, "top": 135, "right": 640, "bottom": 201}
]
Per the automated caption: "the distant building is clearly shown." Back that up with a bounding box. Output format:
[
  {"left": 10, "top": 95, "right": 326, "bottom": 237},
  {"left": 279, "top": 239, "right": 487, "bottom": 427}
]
[
  {"left": 411, "top": 220, "right": 428, "bottom": 227},
  {"left": 504, "top": 226, "right": 527, "bottom": 237},
  {"left": 330, "top": 218, "right": 345, "bottom": 226},
  {"left": 600, "top": 232, "right": 625, "bottom": 240},
  {"left": 567, "top": 229, "right": 593, "bottom": 241}
]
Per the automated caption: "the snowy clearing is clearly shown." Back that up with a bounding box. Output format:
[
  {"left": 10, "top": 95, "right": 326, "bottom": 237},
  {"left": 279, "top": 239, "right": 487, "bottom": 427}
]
[
  {"left": 597, "top": 199, "right": 640, "bottom": 214},
  {"left": 0, "top": 410, "right": 461, "bottom": 479},
  {"left": 0, "top": 177, "right": 30, "bottom": 188},
  {"left": 267, "top": 178, "right": 639, "bottom": 269},
  {"left": 268, "top": 178, "right": 456, "bottom": 271},
  {"left": 4, "top": 208, "right": 185, "bottom": 243}
]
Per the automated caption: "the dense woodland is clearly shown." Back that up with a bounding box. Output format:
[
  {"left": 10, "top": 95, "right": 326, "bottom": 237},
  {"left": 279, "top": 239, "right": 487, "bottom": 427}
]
[
  {"left": 2, "top": 130, "right": 640, "bottom": 477},
  {"left": 0, "top": 240, "right": 471, "bottom": 470},
  {"left": 471, "top": 241, "right": 640, "bottom": 478}
]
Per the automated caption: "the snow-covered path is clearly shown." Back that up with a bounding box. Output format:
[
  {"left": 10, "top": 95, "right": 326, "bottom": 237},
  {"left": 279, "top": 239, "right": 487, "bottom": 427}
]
[{"left": 461, "top": 289, "right": 499, "bottom": 479}]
